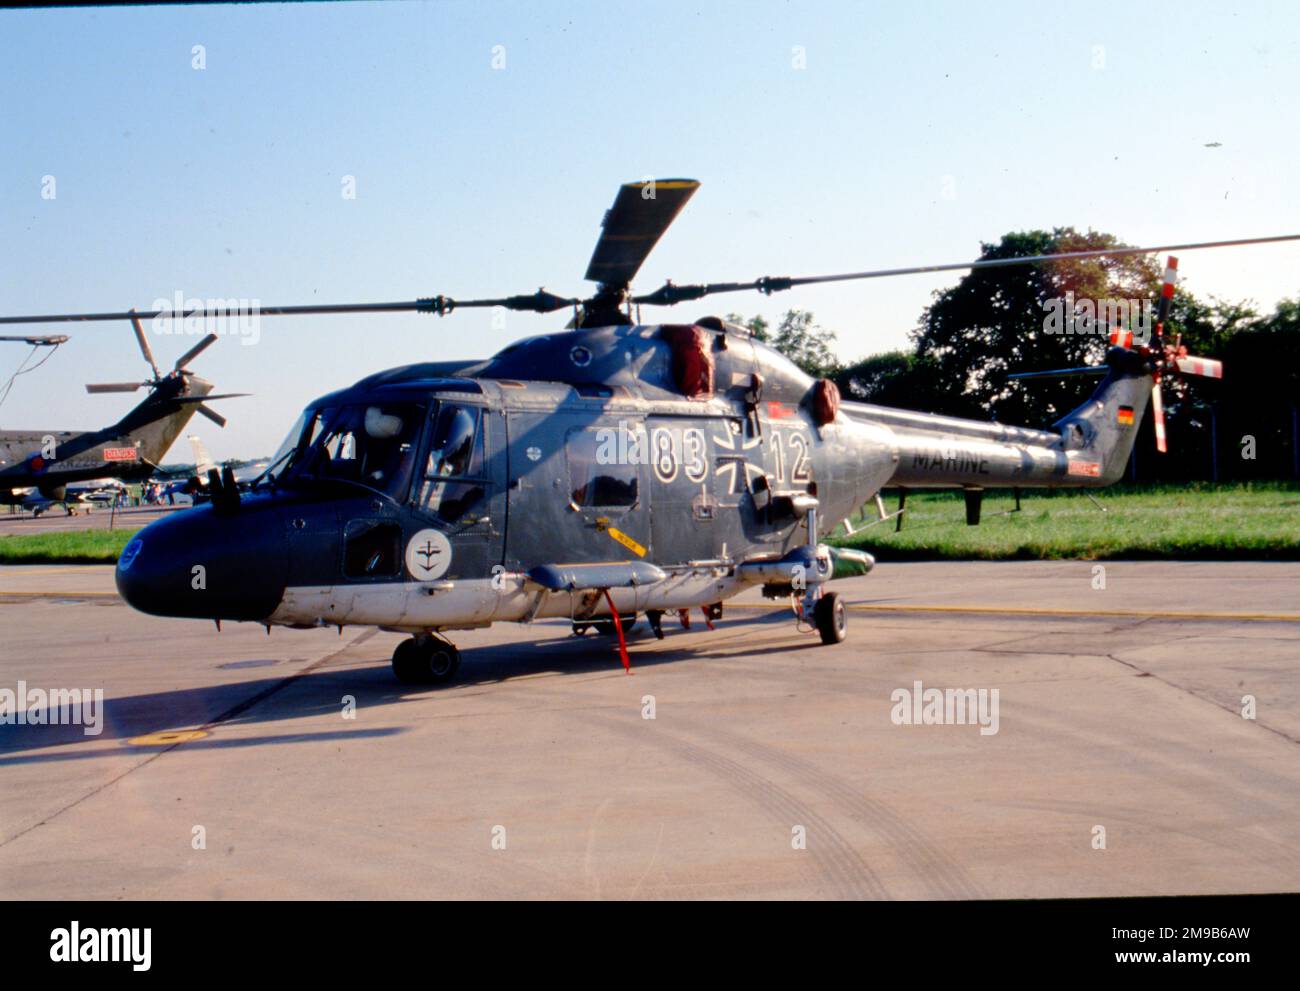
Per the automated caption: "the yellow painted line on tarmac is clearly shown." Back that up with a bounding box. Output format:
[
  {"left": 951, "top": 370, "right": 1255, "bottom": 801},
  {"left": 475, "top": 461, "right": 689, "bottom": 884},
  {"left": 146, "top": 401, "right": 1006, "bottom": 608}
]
[{"left": 730, "top": 602, "right": 1300, "bottom": 623}]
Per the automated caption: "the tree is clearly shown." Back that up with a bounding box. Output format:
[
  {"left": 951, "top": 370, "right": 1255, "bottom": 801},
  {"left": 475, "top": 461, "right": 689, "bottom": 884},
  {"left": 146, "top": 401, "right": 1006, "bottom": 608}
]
[
  {"left": 727, "top": 309, "right": 840, "bottom": 378},
  {"left": 832, "top": 350, "right": 971, "bottom": 416},
  {"left": 726, "top": 312, "right": 769, "bottom": 341},
  {"left": 911, "top": 228, "right": 1160, "bottom": 425}
]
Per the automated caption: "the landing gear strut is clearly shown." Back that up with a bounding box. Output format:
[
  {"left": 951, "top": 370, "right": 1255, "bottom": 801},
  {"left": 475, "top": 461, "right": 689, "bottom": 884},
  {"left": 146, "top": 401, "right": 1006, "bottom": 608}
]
[
  {"left": 392, "top": 633, "right": 461, "bottom": 684},
  {"left": 798, "top": 504, "right": 845, "bottom": 646}
]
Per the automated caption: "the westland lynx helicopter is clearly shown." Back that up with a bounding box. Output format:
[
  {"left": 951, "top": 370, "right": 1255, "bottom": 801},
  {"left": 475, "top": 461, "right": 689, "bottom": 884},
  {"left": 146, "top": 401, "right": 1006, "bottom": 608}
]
[
  {"left": 0, "top": 319, "right": 241, "bottom": 514},
  {"left": 5, "top": 180, "right": 1296, "bottom": 684}
]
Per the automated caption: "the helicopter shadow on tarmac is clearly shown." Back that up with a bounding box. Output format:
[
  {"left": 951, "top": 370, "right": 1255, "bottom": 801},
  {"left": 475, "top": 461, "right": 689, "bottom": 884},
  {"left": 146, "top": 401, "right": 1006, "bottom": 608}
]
[{"left": 0, "top": 611, "right": 800, "bottom": 767}]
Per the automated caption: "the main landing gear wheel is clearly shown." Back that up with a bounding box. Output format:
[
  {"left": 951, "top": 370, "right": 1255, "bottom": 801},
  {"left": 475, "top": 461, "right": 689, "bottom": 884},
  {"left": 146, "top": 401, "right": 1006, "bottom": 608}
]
[
  {"left": 392, "top": 634, "right": 461, "bottom": 684},
  {"left": 813, "top": 592, "right": 847, "bottom": 645}
]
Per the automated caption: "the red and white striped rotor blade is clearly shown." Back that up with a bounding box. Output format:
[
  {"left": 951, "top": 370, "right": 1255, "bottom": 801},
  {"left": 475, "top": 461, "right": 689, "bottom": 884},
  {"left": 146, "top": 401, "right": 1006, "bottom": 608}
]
[
  {"left": 1151, "top": 382, "right": 1167, "bottom": 453},
  {"left": 1153, "top": 256, "right": 1179, "bottom": 340},
  {"left": 1173, "top": 355, "right": 1223, "bottom": 379}
]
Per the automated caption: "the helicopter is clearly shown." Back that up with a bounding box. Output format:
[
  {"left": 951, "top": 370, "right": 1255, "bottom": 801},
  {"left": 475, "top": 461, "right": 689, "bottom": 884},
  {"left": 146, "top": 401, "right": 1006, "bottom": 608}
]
[
  {"left": 3, "top": 179, "right": 1296, "bottom": 684},
  {"left": 0, "top": 319, "right": 242, "bottom": 514}
]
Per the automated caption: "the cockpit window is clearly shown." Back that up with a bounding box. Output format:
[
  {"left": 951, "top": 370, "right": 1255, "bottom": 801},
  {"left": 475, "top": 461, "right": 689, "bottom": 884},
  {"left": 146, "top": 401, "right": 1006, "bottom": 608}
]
[
  {"left": 269, "top": 403, "right": 424, "bottom": 500},
  {"left": 418, "top": 404, "right": 488, "bottom": 525},
  {"left": 426, "top": 404, "right": 481, "bottom": 479}
]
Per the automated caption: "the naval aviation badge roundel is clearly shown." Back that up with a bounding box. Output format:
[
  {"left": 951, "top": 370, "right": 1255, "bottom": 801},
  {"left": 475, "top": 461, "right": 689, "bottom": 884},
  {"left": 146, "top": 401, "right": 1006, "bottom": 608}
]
[{"left": 405, "top": 528, "right": 453, "bottom": 581}]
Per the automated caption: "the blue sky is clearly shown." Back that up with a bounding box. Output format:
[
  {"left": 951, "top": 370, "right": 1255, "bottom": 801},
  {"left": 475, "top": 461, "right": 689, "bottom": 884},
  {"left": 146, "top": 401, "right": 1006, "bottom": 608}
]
[{"left": 2, "top": 0, "right": 1298, "bottom": 460}]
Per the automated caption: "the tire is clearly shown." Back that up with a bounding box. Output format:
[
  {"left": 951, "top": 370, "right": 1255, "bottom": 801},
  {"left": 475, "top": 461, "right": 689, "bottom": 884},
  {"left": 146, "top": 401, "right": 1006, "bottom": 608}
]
[
  {"left": 813, "top": 592, "right": 847, "bottom": 645},
  {"left": 392, "top": 636, "right": 461, "bottom": 684},
  {"left": 391, "top": 638, "right": 424, "bottom": 682}
]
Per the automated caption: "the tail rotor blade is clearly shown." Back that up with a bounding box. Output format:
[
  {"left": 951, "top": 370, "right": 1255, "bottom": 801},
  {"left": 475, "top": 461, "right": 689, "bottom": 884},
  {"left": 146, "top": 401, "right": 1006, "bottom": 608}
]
[
  {"left": 86, "top": 381, "right": 146, "bottom": 394},
  {"left": 129, "top": 310, "right": 161, "bottom": 380},
  {"left": 1174, "top": 356, "right": 1223, "bottom": 379},
  {"left": 1153, "top": 257, "right": 1178, "bottom": 345},
  {"left": 1151, "top": 381, "right": 1167, "bottom": 453},
  {"left": 195, "top": 403, "right": 228, "bottom": 428},
  {"left": 174, "top": 333, "right": 218, "bottom": 370},
  {"left": 168, "top": 394, "right": 250, "bottom": 405}
]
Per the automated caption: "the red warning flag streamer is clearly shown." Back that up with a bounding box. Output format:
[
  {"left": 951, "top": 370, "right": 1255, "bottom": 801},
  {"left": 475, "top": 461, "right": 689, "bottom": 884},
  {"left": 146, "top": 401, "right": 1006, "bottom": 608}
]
[{"left": 601, "top": 589, "right": 631, "bottom": 673}]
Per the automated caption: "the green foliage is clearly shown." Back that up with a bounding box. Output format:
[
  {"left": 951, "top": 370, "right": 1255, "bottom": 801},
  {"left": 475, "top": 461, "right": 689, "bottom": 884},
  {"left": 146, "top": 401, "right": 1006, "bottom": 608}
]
[
  {"left": 726, "top": 312, "right": 769, "bottom": 341},
  {"left": 831, "top": 350, "right": 979, "bottom": 415},
  {"left": 911, "top": 228, "right": 1160, "bottom": 425},
  {"left": 727, "top": 309, "right": 839, "bottom": 378}
]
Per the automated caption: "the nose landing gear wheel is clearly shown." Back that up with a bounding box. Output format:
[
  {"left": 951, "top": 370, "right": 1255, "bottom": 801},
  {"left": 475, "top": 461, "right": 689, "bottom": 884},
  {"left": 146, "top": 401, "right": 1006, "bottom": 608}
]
[
  {"left": 392, "top": 634, "right": 461, "bottom": 684},
  {"left": 813, "top": 592, "right": 847, "bottom": 645}
]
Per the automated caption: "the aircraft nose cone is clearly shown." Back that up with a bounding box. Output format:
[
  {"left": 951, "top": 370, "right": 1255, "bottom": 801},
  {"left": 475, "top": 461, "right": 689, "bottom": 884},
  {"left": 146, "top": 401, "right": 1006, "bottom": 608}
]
[{"left": 115, "top": 503, "right": 289, "bottom": 621}]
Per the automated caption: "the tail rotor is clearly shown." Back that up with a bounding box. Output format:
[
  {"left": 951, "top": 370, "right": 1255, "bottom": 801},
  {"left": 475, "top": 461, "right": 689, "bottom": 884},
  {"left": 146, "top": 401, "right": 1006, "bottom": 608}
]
[
  {"left": 84, "top": 317, "right": 246, "bottom": 427},
  {"left": 1141, "top": 257, "right": 1223, "bottom": 452},
  {"left": 1017, "top": 255, "right": 1225, "bottom": 455}
]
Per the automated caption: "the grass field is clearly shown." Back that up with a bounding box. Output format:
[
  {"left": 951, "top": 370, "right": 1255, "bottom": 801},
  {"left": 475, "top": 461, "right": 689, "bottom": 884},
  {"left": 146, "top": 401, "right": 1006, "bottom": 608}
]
[
  {"left": 834, "top": 482, "right": 1300, "bottom": 561},
  {"left": 0, "top": 528, "right": 139, "bottom": 565},
  {"left": 0, "top": 482, "right": 1297, "bottom": 564}
]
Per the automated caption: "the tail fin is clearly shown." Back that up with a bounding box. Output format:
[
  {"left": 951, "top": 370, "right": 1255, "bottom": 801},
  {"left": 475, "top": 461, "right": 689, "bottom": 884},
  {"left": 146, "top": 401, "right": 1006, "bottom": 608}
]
[
  {"left": 1052, "top": 346, "right": 1154, "bottom": 485},
  {"left": 107, "top": 375, "right": 216, "bottom": 467},
  {"left": 187, "top": 434, "right": 215, "bottom": 478}
]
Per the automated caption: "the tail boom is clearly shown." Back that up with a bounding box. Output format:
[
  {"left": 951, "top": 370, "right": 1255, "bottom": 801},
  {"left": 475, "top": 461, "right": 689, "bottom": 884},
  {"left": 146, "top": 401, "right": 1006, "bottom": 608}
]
[{"left": 844, "top": 348, "right": 1153, "bottom": 491}]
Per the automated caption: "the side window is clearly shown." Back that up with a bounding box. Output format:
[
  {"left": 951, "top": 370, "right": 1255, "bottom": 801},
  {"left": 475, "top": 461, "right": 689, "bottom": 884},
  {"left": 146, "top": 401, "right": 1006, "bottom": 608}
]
[
  {"left": 418, "top": 404, "right": 489, "bottom": 524},
  {"left": 343, "top": 520, "right": 401, "bottom": 578},
  {"left": 566, "top": 427, "right": 639, "bottom": 511}
]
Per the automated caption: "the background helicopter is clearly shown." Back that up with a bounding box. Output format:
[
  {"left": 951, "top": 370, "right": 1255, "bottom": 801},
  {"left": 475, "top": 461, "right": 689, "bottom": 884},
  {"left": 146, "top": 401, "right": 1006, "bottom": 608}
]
[
  {"left": 0, "top": 317, "right": 242, "bottom": 514},
  {"left": 4, "top": 179, "right": 1297, "bottom": 684}
]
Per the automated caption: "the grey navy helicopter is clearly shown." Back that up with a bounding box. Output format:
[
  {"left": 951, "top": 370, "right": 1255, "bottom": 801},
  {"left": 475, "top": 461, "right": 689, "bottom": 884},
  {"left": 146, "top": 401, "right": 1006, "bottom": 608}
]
[
  {"left": 4, "top": 180, "right": 1296, "bottom": 683},
  {"left": 0, "top": 323, "right": 241, "bottom": 514}
]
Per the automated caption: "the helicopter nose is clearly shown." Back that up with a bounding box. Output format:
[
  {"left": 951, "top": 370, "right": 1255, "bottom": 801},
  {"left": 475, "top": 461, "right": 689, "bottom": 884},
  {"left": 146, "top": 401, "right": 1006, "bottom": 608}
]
[{"left": 116, "top": 502, "right": 289, "bottom": 621}]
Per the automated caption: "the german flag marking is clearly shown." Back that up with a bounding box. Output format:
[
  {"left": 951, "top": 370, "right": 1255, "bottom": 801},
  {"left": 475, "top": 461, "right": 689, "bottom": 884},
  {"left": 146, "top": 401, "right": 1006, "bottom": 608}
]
[{"left": 1117, "top": 405, "right": 1135, "bottom": 425}]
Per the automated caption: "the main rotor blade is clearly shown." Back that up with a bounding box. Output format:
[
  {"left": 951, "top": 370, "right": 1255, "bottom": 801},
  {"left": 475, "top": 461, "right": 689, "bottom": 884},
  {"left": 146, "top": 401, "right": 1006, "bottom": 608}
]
[
  {"left": 86, "top": 382, "right": 146, "bottom": 394},
  {"left": 0, "top": 290, "right": 580, "bottom": 326},
  {"left": 129, "top": 311, "right": 161, "bottom": 379},
  {"left": 0, "top": 333, "right": 67, "bottom": 346},
  {"left": 584, "top": 179, "right": 700, "bottom": 289},
  {"left": 633, "top": 233, "right": 1300, "bottom": 307},
  {"left": 174, "top": 333, "right": 218, "bottom": 370}
]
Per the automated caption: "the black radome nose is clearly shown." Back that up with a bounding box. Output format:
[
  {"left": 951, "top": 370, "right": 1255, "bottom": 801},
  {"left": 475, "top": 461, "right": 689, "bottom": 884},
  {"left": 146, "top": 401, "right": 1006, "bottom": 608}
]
[{"left": 116, "top": 502, "right": 289, "bottom": 621}]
